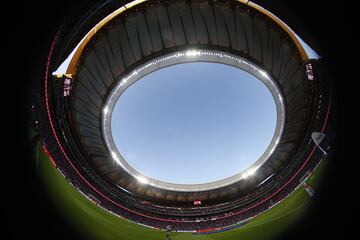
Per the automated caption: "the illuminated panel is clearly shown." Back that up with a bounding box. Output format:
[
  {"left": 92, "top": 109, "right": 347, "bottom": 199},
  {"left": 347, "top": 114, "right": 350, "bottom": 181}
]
[
  {"left": 63, "top": 77, "right": 72, "bottom": 96},
  {"left": 305, "top": 63, "right": 315, "bottom": 81}
]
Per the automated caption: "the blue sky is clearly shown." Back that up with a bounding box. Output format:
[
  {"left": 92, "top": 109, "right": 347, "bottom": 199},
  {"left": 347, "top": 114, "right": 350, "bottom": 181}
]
[{"left": 111, "top": 62, "right": 277, "bottom": 184}]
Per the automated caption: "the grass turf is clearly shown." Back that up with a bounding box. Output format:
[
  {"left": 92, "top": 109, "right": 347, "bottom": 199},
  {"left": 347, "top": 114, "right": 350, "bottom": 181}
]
[{"left": 36, "top": 143, "right": 325, "bottom": 240}]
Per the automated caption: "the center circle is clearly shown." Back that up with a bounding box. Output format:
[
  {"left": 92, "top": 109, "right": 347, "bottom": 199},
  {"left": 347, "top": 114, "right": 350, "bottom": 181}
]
[{"left": 110, "top": 62, "right": 277, "bottom": 185}]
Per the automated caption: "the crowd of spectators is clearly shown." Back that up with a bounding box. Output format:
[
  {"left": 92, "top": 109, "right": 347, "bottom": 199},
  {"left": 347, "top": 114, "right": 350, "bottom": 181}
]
[{"left": 31, "top": 71, "right": 333, "bottom": 231}]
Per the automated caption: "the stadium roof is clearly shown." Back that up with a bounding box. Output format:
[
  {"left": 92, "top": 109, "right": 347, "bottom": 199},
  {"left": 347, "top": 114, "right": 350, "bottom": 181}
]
[{"left": 37, "top": 0, "right": 332, "bottom": 232}]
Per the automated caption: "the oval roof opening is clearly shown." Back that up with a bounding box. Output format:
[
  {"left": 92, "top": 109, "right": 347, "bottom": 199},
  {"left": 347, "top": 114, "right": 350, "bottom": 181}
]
[{"left": 111, "top": 62, "right": 277, "bottom": 185}]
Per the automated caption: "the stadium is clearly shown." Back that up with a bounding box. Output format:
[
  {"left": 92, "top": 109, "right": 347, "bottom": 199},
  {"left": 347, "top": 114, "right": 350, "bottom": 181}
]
[{"left": 28, "top": 0, "right": 336, "bottom": 239}]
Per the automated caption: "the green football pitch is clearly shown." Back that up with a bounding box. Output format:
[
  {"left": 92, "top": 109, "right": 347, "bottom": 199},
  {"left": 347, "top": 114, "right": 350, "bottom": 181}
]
[{"left": 34, "top": 143, "right": 326, "bottom": 240}]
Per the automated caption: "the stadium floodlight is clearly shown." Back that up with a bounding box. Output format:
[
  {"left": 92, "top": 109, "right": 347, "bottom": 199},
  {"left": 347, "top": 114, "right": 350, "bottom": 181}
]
[
  {"left": 103, "top": 107, "right": 109, "bottom": 115},
  {"left": 259, "top": 70, "right": 270, "bottom": 80},
  {"left": 242, "top": 168, "right": 258, "bottom": 179},
  {"left": 185, "top": 50, "right": 200, "bottom": 57},
  {"left": 136, "top": 176, "right": 149, "bottom": 184},
  {"left": 247, "top": 168, "right": 257, "bottom": 176},
  {"left": 311, "top": 132, "right": 327, "bottom": 155},
  {"left": 111, "top": 151, "right": 120, "bottom": 164}
]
